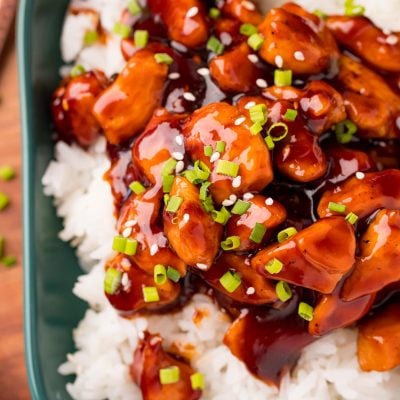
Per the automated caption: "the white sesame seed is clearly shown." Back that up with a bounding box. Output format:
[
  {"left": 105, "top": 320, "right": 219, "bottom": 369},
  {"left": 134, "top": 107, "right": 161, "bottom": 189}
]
[
  {"left": 121, "top": 258, "right": 131, "bottom": 269},
  {"left": 171, "top": 40, "right": 188, "bottom": 53},
  {"left": 138, "top": 331, "right": 145, "bottom": 340},
  {"left": 175, "top": 135, "right": 184, "bottom": 145},
  {"left": 122, "top": 227, "right": 132, "bottom": 237},
  {"left": 246, "top": 287, "right": 256, "bottom": 295},
  {"left": 396, "top": 116, "right": 400, "bottom": 130},
  {"left": 124, "top": 219, "right": 137, "bottom": 227},
  {"left": 275, "top": 55, "right": 283, "bottom": 68},
  {"left": 294, "top": 51, "right": 305, "bottom": 61},
  {"left": 196, "top": 263, "right": 209, "bottom": 270},
  {"left": 150, "top": 243, "right": 159, "bottom": 256},
  {"left": 172, "top": 151, "right": 184, "bottom": 161},
  {"left": 229, "top": 194, "right": 237, "bottom": 202},
  {"left": 242, "top": 0, "right": 255, "bottom": 10},
  {"left": 121, "top": 272, "right": 129, "bottom": 287},
  {"left": 197, "top": 67, "right": 210, "bottom": 76},
  {"left": 235, "top": 116, "right": 246, "bottom": 126},
  {"left": 243, "top": 192, "right": 254, "bottom": 200},
  {"left": 183, "top": 213, "right": 190, "bottom": 223},
  {"left": 247, "top": 54, "right": 259, "bottom": 64},
  {"left": 265, "top": 197, "right": 274, "bottom": 206},
  {"left": 150, "top": 336, "right": 162, "bottom": 346},
  {"left": 183, "top": 92, "right": 196, "bottom": 102},
  {"left": 232, "top": 176, "right": 242, "bottom": 188},
  {"left": 244, "top": 258, "right": 250, "bottom": 265},
  {"left": 256, "top": 78, "right": 268, "bottom": 88},
  {"left": 175, "top": 160, "right": 185, "bottom": 173},
  {"left": 168, "top": 72, "right": 181, "bottom": 80},
  {"left": 220, "top": 32, "right": 232, "bottom": 46},
  {"left": 356, "top": 171, "right": 365, "bottom": 180},
  {"left": 386, "top": 35, "right": 398, "bottom": 45},
  {"left": 210, "top": 152, "right": 221, "bottom": 163},
  {"left": 222, "top": 199, "right": 234, "bottom": 207},
  {"left": 186, "top": 6, "right": 199, "bottom": 18},
  {"left": 244, "top": 101, "right": 256, "bottom": 109}
]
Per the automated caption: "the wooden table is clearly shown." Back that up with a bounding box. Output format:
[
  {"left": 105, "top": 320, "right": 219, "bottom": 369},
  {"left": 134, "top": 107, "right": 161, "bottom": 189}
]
[{"left": 0, "top": 32, "right": 30, "bottom": 399}]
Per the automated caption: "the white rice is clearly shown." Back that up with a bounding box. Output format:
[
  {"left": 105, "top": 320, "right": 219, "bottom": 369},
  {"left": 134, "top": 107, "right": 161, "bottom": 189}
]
[{"left": 45, "top": 1, "right": 400, "bottom": 399}]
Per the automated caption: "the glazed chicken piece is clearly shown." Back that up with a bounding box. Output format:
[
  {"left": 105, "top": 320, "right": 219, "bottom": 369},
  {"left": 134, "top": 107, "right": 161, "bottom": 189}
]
[
  {"left": 225, "top": 195, "right": 287, "bottom": 251},
  {"left": 117, "top": 189, "right": 187, "bottom": 277},
  {"left": 222, "top": 0, "right": 263, "bottom": 25},
  {"left": 327, "top": 16, "right": 400, "bottom": 73},
  {"left": 147, "top": 0, "right": 208, "bottom": 48},
  {"left": 183, "top": 102, "right": 273, "bottom": 203},
  {"left": 202, "top": 253, "right": 278, "bottom": 305},
  {"left": 318, "top": 170, "right": 400, "bottom": 220},
  {"left": 93, "top": 49, "right": 169, "bottom": 144},
  {"left": 51, "top": 70, "right": 107, "bottom": 146},
  {"left": 258, "top": 3, "right": 338, "bottom": 74},
  {"left": 104, "top": 254, "right": 180, "bottom": 314},
  {"left": 132, "top": 333, "right": 202, "bottom": 400},
  {"left": 163, "top": 177, "right": 223, "bottom": 270},
  {"left": 251, "top": 217, "right": 356, "bottom": 294},
  {"left": 209, "top": 42, "right": 263, "bottom": 92},
  {"left": 342, "top": 209, "right": 400, "bottom": 301},
  {"left": 358, "top": 304, "right": 400, "bottom": 372}
]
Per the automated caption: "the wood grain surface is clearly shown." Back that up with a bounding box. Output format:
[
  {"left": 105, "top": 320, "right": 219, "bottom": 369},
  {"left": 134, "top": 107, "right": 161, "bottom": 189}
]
[{"left": 0, "top": 31, "right": 30, "bottom": 399}]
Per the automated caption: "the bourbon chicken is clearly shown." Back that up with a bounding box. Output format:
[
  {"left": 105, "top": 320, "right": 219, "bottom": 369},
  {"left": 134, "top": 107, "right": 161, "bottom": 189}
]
[{"left": 51, "top": 0, "right": 400, "bottom": 397}]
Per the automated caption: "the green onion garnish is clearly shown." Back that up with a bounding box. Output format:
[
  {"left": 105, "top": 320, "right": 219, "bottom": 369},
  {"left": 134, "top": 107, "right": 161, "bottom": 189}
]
[
  {"left": 159, "top": 366, "right": 180, "bottom": 384},
  {"left": 199, "top": 182, "right": 211, "bottom": 201},
  {"left": 84, "top": 30, "right": 98, "bottom": 46},
  {"left": 1, "top": 255, "right": 16, "bottom": 267},
  {"left": 345, "top": 212, "right": 359, "bottom": 225},
  {"left": 211, "top": 206, "right": 231, "bottom": 225},
  {"left": 284, "top": 109, "right": 297, "bottom": 121},
  {"left": 240, "top": 23, "right": 258, "bottom": 37},
  {"left": 142, "top": 286, "right": 160, "bottom": 302},
  {"left": 216, "top": 141, "right": 226, "bottom": 153},
  {"left": 204, "top": 145, "right": 213, "bottom": 157},
  {"left": 113, "top": 22, "right": 131, "bottom": 38},
  {"left": 268, "top": 122, "right": 289, "bottom": 142},
  {"left": 202, "top": 195, "right": 215, "bottom": 212},
  {"left": 194, "top": 160, "right": 210, "bottom": 181},
  {"left": 162, "top": 158, "right": 178, "bottom": 176},
  {"left": 328, "top": 201, "right": 346, "bottom": 214},
  {"left": 249, "top": 222, "right": 266, "bottom": 244},
  {"left": 231, "top": 199, "right": 251, "bottom": 215},
  {"left": 335, "top": 119, "right": 357, "bottom": 144},
  {"left": 209, "top": 7, "right": 221, "bottom": 19},
  {"left": 250, "top": 122, "right": 263, "bottom": 135},
  {"left": 274, "top": 69, "right": 292, "bottom": 87},
  {"left": 166, "top": 196, "right": 183, "bottom": 213},
  {"left": 298, "top": 302, "right": 314, "bottom": 321},
  {"left": 70, "top": 64, "right": 86, "bottom": 78},
  {"left": 112, "top": 236, "right": 126, "bottom": 252},
  {"left": 219, "top": 270, "right": 241, "bottom": 293},
  {"left": 190, "top": 372, "right": 205, "bottom": 390},
  {"left": 162, "top": 175, "right": 174, "bottom": 193},
  {"left": 134, "top": 30, "right": 149, "bottom": 49},
  {"left": 277, "top": 227, "right": 298, "bottom": 243},
  {"left": 104, "top": 268, "right": 122, "bottom": 295},
  {"left": 313, "top": 9, "right": 327, "bottom": 19},
  {"left": 164, "top": 194, "right": 170, "bottom": 205},
  {"left": 247, "top": 33, "right": 264, "bottom": 51},
  {"left": 129, "top": 180, "right": 146, "bottom": 195},
  {"left": 344, "top": 0, "right": 365, "bottom": 16},
  {"left": 128, "top": 0, "right": 142, "bottom": 15},
  {"left": 167, "top": 266, "right": 181, "bottom": 282},
  {"left": 265, "top": 258, "right": 283, "bottom": 274},
  {"left": 112, "top": 236, "right": 138, "bottom": 256},
  {"left": 154, "top": 53, "right": 174, "bottom": 65},
  {"left": 249, "top": 104, "right": 267, "bottom": 125},
  {"left": 0, "top": 192, "right": 9, "bottom": 211},
  {"left": 276, "top": 281, "right": 292, "bottom": 302},
  {"left": 0, "top": 166, "right": 15, "bottom": 181},
  {"left": 207, "top": 36, "right": 224, "bottom": 55},
  {"left": 221, "top": 236, "right": 241, "bottom": 251},
  {"left": 154, "top": 264, "right": 167, "bottom": 285},
  {"left": 216, "top": 160, "right": 239, "bottom": 177},
  {"left": 264, "top": 135, "right": 275, "bottom": 150}
]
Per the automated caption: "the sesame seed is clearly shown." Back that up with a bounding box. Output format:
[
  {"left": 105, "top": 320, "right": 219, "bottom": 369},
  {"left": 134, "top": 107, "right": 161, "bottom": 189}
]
[
  {"left": 242, "top": 0, "right": 255, "bottom": 10},
  {"left": 246, "top": 287, "right": 256, "bottom": 295},
  {"left": 222, "top": 199, "right": 234, "bottom": 207},
  {"left": 150, "top": 243, "right": 159, "bottom": 256},
  {"left": 229, "top": 194, "right": 237, "bottom": 202},
  {"left": 150, "top": 336, "right": 162, "bottom": 346},
  {"left": 197, "top": 67, "right": 210, "bottom": 76},
  {"left": 183, "top": 213, "right": 190, "bottom": 223},
  {"left": 396, "top": 116, "right": 400, "bottom": 130},
  {"left": 294, "top": 51, "right": 305, "bottom": 61},
  {"left": 210, "top": 152, "right": 220, "bottom": 163},
  {"left": 220, "top": 32, "right": 232, "bottom": 46},
  {"left": 124, "top": 219, "right": 137, "bottom": 227},
  {"left": 183, "top": 92, "right": 196, "bottom": 102},
  {"left": 247, "top": 54, "right": 259, "bottom": 64},
  {"left": 235, "top": 116, "right": 246, "bottom": 126},
  {"left": 232, "top": 176, "right": 242, "bottom": 188},
  {"left": 122, "top": 227, "right": 132, "bottom": 237},
  {"left": 172, "top": 151, "right": 184, "bottom": 160},
  {"left": 275, "top": 55, "right": 283, "bottom": 68},
  {"left": 168, "top": 72, "right": 181, "bottom": 80},
  {"left": 386, "top": 35, "right": 398, "bottom": 45},
  {"left": 243, "top": 192, "right": 254, "bottom": 200},
  {"left": 265, "top": 197, "right": 274, "bottom": 206},
  {"left": 356, "top": 171, "right": 365, "bottom": 180},
  {"left": 175, "top": 160, "right": 185, "bottom": 173},
  {"left": 121, "top": 258, "right": 131, "bottom": 269},
  {"left": 171, "top": 40, "right": 188, "bottom": 52},
  {"left": 244, "top": 101, "right": 256, "bottom": 109},
  {"left": 175, "top": 135, "right": 184, "bottom": 145},
  {"left": 121, "top": 272, "right": 129, "bottom": 287},
  {"left": 196, "top": 263, "right": 209, "bottom": 270},
  {"left": 186, "top": 6, "right": 199, "bottom": 18},
  {"left": 138, "top": 331, "right": 145, "bottom": 340},
  {"left": 256, "top": 78, "right": 268, "bottom": 88}
]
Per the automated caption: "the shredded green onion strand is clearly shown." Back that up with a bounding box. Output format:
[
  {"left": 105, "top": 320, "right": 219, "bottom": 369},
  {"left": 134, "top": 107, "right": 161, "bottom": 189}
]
[
  {"left": 216, "top": 141, "right": 226, "bottom": 153},
  {"left": 128, "top": 0, "right": 142, "bottom": 15},
  {"left": 298, "top": 302, "right": 314, "bottom": 321},
  {"left": 268, "top": 122, "right": 289, "bottom": 142},
  {"left": 0, "top": 166, "right": 15, "bottom": 181},
  {"left": 219, "top": 270, "right": 242, "bottom": 293},
  {"left": 216, "top": 160, "right": 239, "bottom": 177},
  {"left": 207, "top": 36, "right": 224, "bottom": 55},
  {"left": 113, "top": 22, "right": 131, "bottom": 38},
  {"left": 249, "top": 104, "right": 267, "bottom": 125},
  {"left": 276, "top": 281, "right": 292, "bottom": 302},
  {"left": 134, "top": 29, "right": 149, "bottom": 48},
  {"left": 154, "top": 264, "right": 167, "bottom": 285},
  {"left": 221, "top": 236, "right": 241, "bottom": 251},
  {"left": 231, "top": 199, "right": 251, "bottom": 215},
  {"left": 129, "top": 180, "right": 146, "bottom": 195},
  {"left": 274, "top": 69, "right": 292, "bottom": 87},
  {"left": 212, "top": 206, "right": 231, "bottom": 225},
  {"left": 328, "top": 201, "right": 346, "bottom": 214},
  {"left": 154, "top": 53, "right": 174, "bottom": 65},
  {"left": 162, "top": 175, "right": 175, "bottom": 193},
  {"left": 190, "top": 372, "right": 205, "bottom": 390},
  {"left": 264, "top": 135, "right": 275, "bottom": 150},
  {"left": 84, "top": 30, "right": 98, "bottom": 46},
  {"left": 162, "top": 158, "right": 178, "bottom": 176},
  {"left": 209, "top": 7, "right": 221, "bottom": 19},
  {"left": 344, "top": 0, "right": 365, "bottom": 16},
  {"left": 247, "top": 33, "right": 264, "bottom": 51},
  {"left": 159, "top": 366, "right": 180, "bottom": 384},
  {"left": 104, "top": 268, "right": 122, "bottom": 295},
  {"left": 240, "top": 23, "right": 258, "bottom": 36},
  {"left": 70, "top": 64, "right": 86, "bottom": 78},
  {"left": 204, "top": 145, "right": 213, "bottom": 157},
  {"left": 283, "top": 109, "right": 297, "bottom": 121},
  {"left": 345, "top": 212, "right": 359, "bottom": 225},
  {"left": 142, "top": 286, "right": 160, "bottom": 302},
  {"left": 265, "top": 258, "right": 283, "bottom": 274},
  {"left": 335, "top": 119, "right": 357, "bottom": 144},
  {"left": 166, "top": 196, "right": 183, "bottom": 213},
  {"left": 167, "top": 266, "right": 181, "bottom": 282},
  {"left": 199, "top": 182, "right": 211, "bottom": 201},
  {"left": 250, "top": 122, "right": 263, "bottom": 135},
  {"left": 249, "top": 222, "right": 267, "bottom": 244},
  {"left": 277, "top": 227, "right": 298, "bottom": 243},
  {"left": 1, "top": 255, "right": 16, "bottom": 267}
]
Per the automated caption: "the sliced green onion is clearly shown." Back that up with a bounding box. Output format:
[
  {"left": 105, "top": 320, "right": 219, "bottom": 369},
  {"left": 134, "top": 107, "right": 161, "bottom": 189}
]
[
  {"left": 209, "top": 7, "right": 221, "bottom": 19},
  {"left": 240, "top": 23, "right": 258, "bottom": 36},
  {"left": 207, "top": 36, "right": 224, "bottom": 55},
  {"left": 211, "top": 206, "right": 231, "bottom": 225},
  {"left": 70, "top": 64, "right": 85, "bottom": 78},
  {"left": 313, "top": 9, "right": 327, "bottom": 19},
  {"left": 277, "top": 227, "right": 298, "bottom": 243},
  {"left": 247, "top": 33, "right": 264, "bottom": 51},
  {"left": 142, "top": 286, "right": 160, "bottom": 302},
  {"left": 129, "top": 180, "right": 146, "bottom": 195},
  {"left": 276, "top": 281, "right": 292, "bottom": 302},
  {"left": 0, "top": 236, "right": 4, "bottom": 258},
  {"left": 162, "top": 158, "right": 177, "bottom": 176},
  {"left": 221, "top": 236, "right": 241, "bottom": 251},
  {"left": 274, "top": 69, "right": 292, "bottom": 87},
  {"left": 112, "top": 236, "right": 126, "bottom": 252},
  {"left": 344, "top": 0, "right": 365, "bottom": 16},
  {"left": 283, "top": 109, "right": 297, "bottom": 121},
  {"left": 328, "top": 201, "right": 346, "bottom": 214},
  {"left": 194, "top": 160, "right": 210, "bottom": 181},
  {"left": 298, "top": 302, "right": 314, "bottom": 321},
  {"left": 154, "top": 264, "right": 167, "bottom": 285},
  {"left": 335, "top": 119, "right": 357, "bottom": 144},
  {"left": 216, "top": 141, "right": 226, "bottom": 153},
  {"left": 268, "top": 122, "right": 289, "bottom": 142},
  {"left": 250, "top": 122, "right": 263, "bottom": 135},
  {"left": 1, "top": 255, "right": 16, "bottom": 267},
  {"left": 219, "top": 270, "right": 241, "bottom": 293},
  {"left": 231, "top": 199, "right": 251, "bottom": 215},
  {"left": 0, "top": 166, "right": 15, "bottom": 181},
  {"left": 134, "top": 30, "right": 149, "bottom": 49},
  {"left": 249, "top": 222, "right": 266, "bottom": 244},
  {"left": 124, "top": 238, "right": 138, "bottom": 256},
  {"left": 159, "top": 366, "right": 180, "bottom": 384},
  {"left": 264, "top": 135, "right": 275, "bottom": 150},
  {"left": 202, "top": 195, "right": 215, "bottom": 212},
  {"left": 167, "top": 266, "right": 181, "bottom": 282},
  {"left": 216, "top": 160, "right": 239, "bottom": 177},
  {"left": 265, "top": 258, "right": 283, "bottom": 274},
  {"left": 249, "top": 104, "right": 267, "bottom": 125},
  {"left": 154, "top": 53, "right": 174, "bottom": 65},
  {"left": 113, "top": 22, "right": 131, "bottom": 38},
  {"left": 104, "top": 268, "right": 122, "bottom": 295},
  {"left": 345, "top": 212, "right": 359, "bottom": 225},
  {"left": 162, "top": 175, "right": 174, "bottom": 193},
  {"left": 164, "top": 194, "right": 170, "bottom": 205},
  {"left": 199, "top": 182, "right": 211, "bottom": 201},
  {"left": 190, "top": 372, "right": 205, "bottom": 390},
  {"left": 84, "top": 30, "right": 98, "bottom": 46},
  {"left": 204, "top": 145, "right": 213, "bottom": 157},
  {"left": 128, "top": 0, "right": 142, "bottom": 15},
  {"left": 166, "top": 196, "right": 183, "bottom": 213}
]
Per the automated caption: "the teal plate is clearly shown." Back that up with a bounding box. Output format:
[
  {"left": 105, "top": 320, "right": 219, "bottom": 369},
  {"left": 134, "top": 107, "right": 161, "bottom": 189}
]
[{"left": 18, "top": 1, "right": 86, "bottom": 398}]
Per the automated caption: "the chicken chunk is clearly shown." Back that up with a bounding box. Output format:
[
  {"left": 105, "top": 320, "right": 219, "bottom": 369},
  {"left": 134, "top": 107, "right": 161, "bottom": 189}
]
[
  {"left": 222, "top": 0, "right": 263, "bottom": 25},
  {"left": 251, "top": 217, "right": 356, "bottom": 294}
]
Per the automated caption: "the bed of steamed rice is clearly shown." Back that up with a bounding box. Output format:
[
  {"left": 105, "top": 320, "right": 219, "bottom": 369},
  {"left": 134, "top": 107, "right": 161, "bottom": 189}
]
[{"left": 43, "top": 1, "right": 400, "bottom": 399}]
